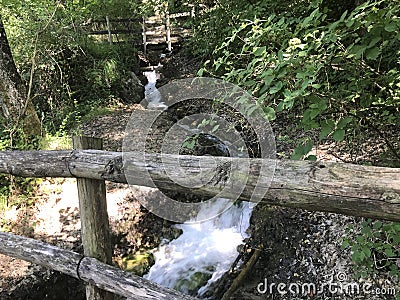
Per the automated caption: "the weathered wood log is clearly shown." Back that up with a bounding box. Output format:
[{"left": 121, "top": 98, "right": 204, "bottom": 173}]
[
  {"left": 0, "top": 150, "right": 399, "bottom": 221},
  {"left": 73, "top": 136, "right": 113, "bottom": 300},
  {"left": 0, "top": 232, "right": 197, "bottom": 300},
  {"left": 89, "top": 29, "right": 141, "bottom": 35}
]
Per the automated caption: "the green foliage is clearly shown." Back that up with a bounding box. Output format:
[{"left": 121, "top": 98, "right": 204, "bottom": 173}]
[
  {"left": 192, "top": 1, "right": 400, "bottom": 281},
  {"left": 182, "top": 134, "right": 199, "bottom": 150},
  {"left": 0, "top": 0, "right": 149, "bottom": 212},
  {"left": 197, "top": 0, "right": 400, "bottom": 161},
  {"left": 188, "top": 0, "right": 312, "bottom": 57},
  {"left": 1, "top": 0, "right": 142, "bottom": 136},
  {"left": 0, "top": 125, "right": 42, "bottom": 212},
  {"left": 342, "top": 220, "right": 400, "bottom": 279}
]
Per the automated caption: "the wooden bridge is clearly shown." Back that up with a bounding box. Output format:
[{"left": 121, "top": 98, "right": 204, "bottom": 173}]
[{"left": 87, "top": 7, "right": 194, "bottom": 53}]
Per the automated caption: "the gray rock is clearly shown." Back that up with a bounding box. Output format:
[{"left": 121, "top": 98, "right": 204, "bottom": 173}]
[{"left": 119, "top": 71, "right": 145, "bottom": 104}]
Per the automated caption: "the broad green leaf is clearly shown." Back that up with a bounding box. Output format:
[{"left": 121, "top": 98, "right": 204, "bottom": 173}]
[
  {"left": 263, "top": 74, "right": 275, "bottom": 87},
  {"left": 269, "top": 81, "right": 283, "bottom": 94},
  {"left": 278, "top": 50, "right": 284, "bottom": 61},
  {"left": 350, "top": 45, "right": 367, "bottom": 58},
  {"left": 311, "top": 83, "right": 321, "bottom": 89},
  {"left": 373, "top": 221, "right": 382, "bottom": 230},
  {"left": 298, "top": 50, "right": 307, "bottom": 57},
  {"left": 253, "top": 46, "right": 266, "bottom": 57},
  {"left": 310, "top": 109, "right": 320, "bottom": 119},
  {"left": 211, "top": 124, "right": 220, "bottom": 133},
  {"left": 291, "top": 140, "right": 313, "bottom": 160},
  {"left": 385, "top": 248, "right": 395, "bottom": 257},
  {"left": 337, "top": 117, "right": 353, "bottom": 129},
  {"left": 365, "top": 47, "right": 381, "bottom": 60},
  {"left": 243, "top": 80, "right": 256, "bottom": 87},
  {"left": 333, "top": 129, "right": 345, "bottom": 141},
  {"left": 302, "top": 140, "right": 313, "bottom": 154},
  {"left": 339, "top": 11, "right": 348, "bottom": 21},
  {"left": 320, "top": 121, "right": 334, "bottom": 140},
  {"left": 361, "top": 226, "right": 371, "bottom": 234},
  {"left": 259, "top": 83, "right": 269, "bottom": 95},
  {"left": 368, "top": 36, "right": 381, "bottom": 48},
  {"left": 263, "top": 106, "right": 276, "bottom": 121},
  {"left": 305, "top": 155, "right": 317, "bottom": 161},
  {"left": 362, "top": 247, "right": 371, "bottom": 258},
  {"left": 341, "top": 240, "right": 350, "bottom": 249},
  {"left": 346, "top": 19, "right": 355, "bottom": 28},
  {"left": 310, "top": 99, "right": 327, "bottom": 111},
  {"left": 384, "top": 23, "right": 397, "bottom": 32},
  {"left": 290, "top": 148, "right": 303, "bottom": 160}
]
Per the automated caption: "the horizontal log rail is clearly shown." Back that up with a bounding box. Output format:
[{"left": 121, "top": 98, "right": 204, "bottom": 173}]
[
  {"left": 1, "top": 150, "right": 399, "bottom": 221},
  {"left": 0, "top": 232, "right": 197, "bottom": 300},
  {"left": 89, "top": 29, "right": 141, "bottom": 35}
]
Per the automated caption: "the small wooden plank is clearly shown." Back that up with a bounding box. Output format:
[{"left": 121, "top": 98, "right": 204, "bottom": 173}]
[
  {"left": 146, "top": 37, "right": 167, "bottom": 44},
  {"left": 145, "top": 29, "right": 166, "bottom": 36}
]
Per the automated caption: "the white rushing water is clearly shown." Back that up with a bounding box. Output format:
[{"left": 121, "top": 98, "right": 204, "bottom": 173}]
[
  {"left": 141, "top": 63, "right": 254, "bottom": 297},
  {"left": 143, "top": 66, "right": 168, "bottom": 110},
  {"left": 144, "top": 199, "right": 254, "bottom": 296}
]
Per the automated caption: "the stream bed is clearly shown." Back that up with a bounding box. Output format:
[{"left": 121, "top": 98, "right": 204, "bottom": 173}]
[
  {"left": 144, "top": 200, "right": 253, "bottom": 296},
  {"left": 141, "top": 64, "right": 254, "bottom": 296}
]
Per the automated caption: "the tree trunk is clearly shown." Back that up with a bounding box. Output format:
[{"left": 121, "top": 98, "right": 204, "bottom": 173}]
[{"left": 0, "top": 15, "right": 41, "bottom": 136}]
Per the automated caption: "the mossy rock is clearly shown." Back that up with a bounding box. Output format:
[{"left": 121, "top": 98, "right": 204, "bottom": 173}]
[
  {"left": 121, "top": 251, "right": 155, "bottom": 276},
  {"left": 174, "top": 269, "right": 214, "bottom": 295}
]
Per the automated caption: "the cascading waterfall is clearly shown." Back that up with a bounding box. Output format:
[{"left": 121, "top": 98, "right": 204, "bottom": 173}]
[
  {"left": 143, "top": 65, "right": 167, "bottom": 110},
  {"left": 141, "top": 61, "right": 254, "bottom": 297},
  {"left": 144, "top": 199, "right": 254, "bottom": 296}
]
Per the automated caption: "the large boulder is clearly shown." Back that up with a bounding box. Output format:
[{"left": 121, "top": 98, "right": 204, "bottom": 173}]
[{"left": 119, "top": 71, "right": 145, "bottom": 104}]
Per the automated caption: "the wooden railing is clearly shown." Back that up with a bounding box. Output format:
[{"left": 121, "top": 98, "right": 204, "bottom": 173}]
[
  {"left": 0, "top": 136, "right": 198, "bottom": 300},
  {"left": 1, "top": 147, "right": 399, "bottom": 221},
  {"left": 0, "top": 135, "right": 399, "bottom": 299},
  {"left": 0, "top": 231, "right": 196, "bottom": 300},
  {"left": 87, "top": 8, "right": 193, "bottom": 53}
]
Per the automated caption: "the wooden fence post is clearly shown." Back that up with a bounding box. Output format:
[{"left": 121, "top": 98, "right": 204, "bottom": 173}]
[
  {"left": 106, "top": 16, "right": 113, "bottom": 45},
  {"left": 166, "top": 10, "right": 172, "bottom": 52},
  {"left": 142, "top": 17, "right": 147, "bottom": 54},
  {"left": 73, "top": 136, "right": 114, "bottom": 300}
]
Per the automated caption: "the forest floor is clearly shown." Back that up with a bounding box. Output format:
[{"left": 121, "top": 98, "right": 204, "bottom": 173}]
[{"left": 0, "top": 49, "right": 399, "bottom": 300}]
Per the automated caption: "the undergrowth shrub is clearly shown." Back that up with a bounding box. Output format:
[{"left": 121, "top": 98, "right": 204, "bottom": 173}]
[
  {"left": 192, "top": 0, "right": 400, "bottom": 281},
  {"left": 197, "top": 0, "right": 400, "bottom": 163}
]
